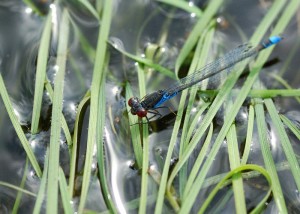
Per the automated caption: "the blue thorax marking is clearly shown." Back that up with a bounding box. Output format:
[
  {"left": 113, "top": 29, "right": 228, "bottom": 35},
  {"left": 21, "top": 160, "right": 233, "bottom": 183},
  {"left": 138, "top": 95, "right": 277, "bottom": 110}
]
[{"left": 153, "top": 92, "right": 178, "bottom": 108}]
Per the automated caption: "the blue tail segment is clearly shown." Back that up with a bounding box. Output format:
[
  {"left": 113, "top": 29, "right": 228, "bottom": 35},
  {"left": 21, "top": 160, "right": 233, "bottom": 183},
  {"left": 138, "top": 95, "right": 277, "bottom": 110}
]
[{"left": 262, "top": 35, "right": 283, "bottom": 48}]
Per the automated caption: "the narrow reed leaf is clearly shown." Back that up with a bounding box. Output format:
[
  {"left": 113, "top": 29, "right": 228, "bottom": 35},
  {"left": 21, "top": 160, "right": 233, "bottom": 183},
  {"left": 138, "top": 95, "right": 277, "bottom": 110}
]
[
  {"left": 125, "top": 83, "right": 143, "bottom": 167},
  {"left": 69, "top": 91, "right": 90, "bottom": 196},
  {"left": 241, "top": 105, "right": 254, "bottom": 165},
  {"left": 0, "top": 181, "right": 36, "bottom": 198},
  {"left": 179, "top": 25, "right": 215, "bottom": 197},
  {"left": 59, "top": 167, "right": 74, "bottom": 214},
  {"left": 108, "top": 41, "right": 176, "bottom": 79},
  {"left": 23, "top": 0, "right": 45, "bottom": 16},
  {"left": 182, "top": 123, "right": 213, "bottom": 199},
  {"left": 156, "top": 0, "right": 202, "bottom": 17},
  {"left": 280, "top": 115, "right": 300, "bottom": 140},
  {"left": 154, "top": 21, "right": 216, "bottom": 214},
  {"left": 175, "top": 0, "right": 223, "bottom": 74},
  {"left": 254, "top": 99, "right": 287, "bottom": 213},
  {"left": 265, "top": 99, "right": 300, "bottom": 190},
  {"left": 136, "top": 63, "right": 149, "bottom": 214},
  {"left": 79, "top": 0, "right": 100, "bottom": 20},
  {"left": 44, "top": 80, "right": 72, "bottom": 147},
  {"left": 78, "top": 0, "right": 113, "bottom": 212},
  {"left": 33, "top": 149, "right": 49, "bottom": 214},
  {"left": 249, "top": 89, "right": 300, "bottom": 98},
  {"left": 97, "top": 77, "right": 118, "bottom": 213},
  {"left": 0, "top": 73, "right": 42, "bottom": 177},
  {"left": 12, "top": 158, "right": 29, "bottom": 214},
  {"left": 47, "top": 9, "right": 70, "bottom": 213},
  {"left": 198, "top": 165, "right": 272, "bottom": 214},
  {"left": 139, "top": 121, "right": 149, "bottom": 214},
  {"left": 226, "top": 124, "right": 246, "bottom": 213},
  {"left": 31, "top": 12, "right": 52, "bottom": 134},
  {"left": 178, "top": 0, "right": 290, "bottom": 211},
  {"left": 268, "top": 73, "right": 300, "bottom": 103}
]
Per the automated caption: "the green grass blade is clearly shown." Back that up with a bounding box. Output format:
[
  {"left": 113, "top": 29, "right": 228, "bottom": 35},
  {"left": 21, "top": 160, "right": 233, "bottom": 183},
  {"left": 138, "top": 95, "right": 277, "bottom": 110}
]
[
  {"left": 265, "top": 99, "right": 300, "bottom": 190},
  {"left": 154, "top": 23, "right": 216, "bottom": 214},
  {"left": 156, "top": 0, "right": 202, "bottom": 17},
  {"left": 108, "top": 41, "right": 176, "bottom": 79},
  {"left": 136, "top": 63, "right": 149, "bottom": 214},
  {"left": 69, "top": 18, "right": 96, "bottom": 63},
  {"left": 59, "top": 167, "right": 74, "bottom": 214},
  {"left": 226, "top": 124, "right": 246, "bottom": 213},
  {"left": 31, "top": 12, "right": 52, "bottom": 134},
  {"left": 280, "top": 115, "right": 300, "bottom": 140},
  {"left": 78, "top": 0, "right": 113, "bottom": 212},
  {"left": 44, "top": 80, "right": 72, "bottom": 147},
  {"left": 68, "top": 91, "right": 90, "bottom": 196},
  {"left": 178, "top": 25, "right": 215, "bottom": 197},
  {"left": 0, "top": 73, "right": 42, "bottom": 177},
  {"left": 0, "top": 181, "right": 36, "bottom": 198},
  {"left": 138, "top": 122, "right": 149, "bottom": 214},
  {"left": 33, "top": 149, "right": 49, "bottom": 214},
  {"left": 79, "top": 0, "right": 100, "bottom": 20},
  {"left": 249, "top": 89, "right": 300, "bottom": 98},
  {"left": 97, "top": 76, "right": 118, "bottom": 213},
  {"left": 125, "top": 83, "right": 143, "bottom": 167},
  {"left": 198, "top": 165, "right": 272, "bottom": 214},
  {"left": 23, "top": 0, "right": 45, "bottom": 16},
  {"left": 241, "top": 105, "right": 254, "bottom": 165},
  {"left": 254, "top": 99, "right": 287, "bottom": 213},
  {"left": 170, "top": 56, "right": 249, "bottom": 213},
  {"left": 46, "top": 9, "right": 70, "bottom": 213},
  {"left": 268, "top": 73, "right": 300, "bottom": 103},
  {"left": 182, "top": 123, "right": 213, "bottom": 199},
  {"left": 175, "top": 0, "right": 223, "bottom": 74},
  {"left": 12, "top": 158, "right": 29, "bottom": 214},
  {"left": 176, "top": 0, "right": 290, "bottom": 211}
]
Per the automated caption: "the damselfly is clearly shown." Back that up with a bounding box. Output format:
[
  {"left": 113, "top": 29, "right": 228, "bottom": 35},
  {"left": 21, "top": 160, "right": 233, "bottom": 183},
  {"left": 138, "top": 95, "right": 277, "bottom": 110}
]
[{"left": 128, "top": 36, "right": 282, "bottom": 122}]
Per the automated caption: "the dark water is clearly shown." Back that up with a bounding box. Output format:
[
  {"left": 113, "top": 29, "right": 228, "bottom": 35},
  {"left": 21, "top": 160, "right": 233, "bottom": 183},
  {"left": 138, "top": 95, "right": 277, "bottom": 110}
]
[{"left": 0, "top": 0, "right": 299, "bottom": 213}]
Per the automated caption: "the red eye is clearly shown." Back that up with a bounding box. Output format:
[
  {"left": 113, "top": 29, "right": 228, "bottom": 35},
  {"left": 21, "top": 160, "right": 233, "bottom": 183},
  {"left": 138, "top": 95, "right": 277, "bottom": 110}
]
[
  {"left": 128, "top": 97, "right": 135, "bottom": 107},
  {"left": 137, "top": 109, "right": 147, "bottom": 117}
]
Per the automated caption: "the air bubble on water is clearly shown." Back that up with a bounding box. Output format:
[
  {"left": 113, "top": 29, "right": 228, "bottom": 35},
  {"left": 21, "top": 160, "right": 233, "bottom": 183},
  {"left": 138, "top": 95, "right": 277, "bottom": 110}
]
[
  {"left": 109, "top": 37, "right": 125, "bottom": 50},
  {"left": 30, "top": 139, "right": 37, "bottom": 149},
  {"left": 188, "top": 1, "right": 194, "bottom": 7},
  {"left": 24, "top": 7, "right": 32, "bottom": 14},
  {"left": 91, "top": 162, "right": 97, "bottom": 170},
  {"left": 126, "top": 160, "right": 134, "bottom": 167},
  {"left": 69, "top": 102, "right": 76, "bottom": 112},
  {"left": 29, "top": 170, "right": 35, "bottom": 178},
  {"left": 149, "top": 164, "right": 156, "bottom": 171},
  {"left": 190, "top": 13, "right": 196, "bottom": 18},
  {"left": 112, "top": 86, "right": 119, "bottom": 95},
  {"left": 160, "top": 47, "right": 166, "bottom": 53},
  {"left": 53, "top": 64, "right": 59, "bottom": 73}
]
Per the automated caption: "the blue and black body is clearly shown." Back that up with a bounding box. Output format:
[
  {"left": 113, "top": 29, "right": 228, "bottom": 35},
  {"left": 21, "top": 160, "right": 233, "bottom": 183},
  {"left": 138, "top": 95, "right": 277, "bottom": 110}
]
[{"left": 128, "top": 35, "right": 282, "bottom": 121}]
